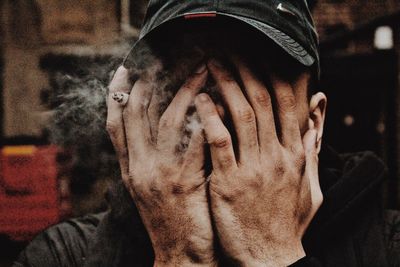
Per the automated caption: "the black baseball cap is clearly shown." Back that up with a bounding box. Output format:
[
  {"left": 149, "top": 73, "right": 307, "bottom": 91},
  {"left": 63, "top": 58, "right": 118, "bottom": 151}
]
[{"left": 123, "top": 0, "right": 319, "bottom": 73}]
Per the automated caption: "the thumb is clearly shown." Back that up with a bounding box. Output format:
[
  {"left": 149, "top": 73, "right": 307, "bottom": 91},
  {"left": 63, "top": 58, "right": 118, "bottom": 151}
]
[
  {"left": 303, "top": 128, "right": 318, "bottom": 155},
  {"left": 303, "top": 128, "right": 323, "bottom": 209}
]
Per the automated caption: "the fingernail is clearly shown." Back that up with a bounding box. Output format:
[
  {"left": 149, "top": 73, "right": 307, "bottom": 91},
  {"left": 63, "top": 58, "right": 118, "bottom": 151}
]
[
  {"left": 118, "top": 65, "right": 128, "bottom": 71},
  {"left": 194, "top": 64, "right": 207, "bottom": 74},
  {"left": 116, "top": 65, "right": 128, "bottom": 75},
  {"left": 197, "top": 93, "right": 209, "bottom": 103}
]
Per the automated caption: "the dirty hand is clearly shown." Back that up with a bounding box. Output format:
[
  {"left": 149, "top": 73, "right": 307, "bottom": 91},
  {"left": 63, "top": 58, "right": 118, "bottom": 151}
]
[
  {"left": 195, "top": 59, "right": 323, "bottom": 266},
  {"left": 107, "top": 65, "right": 216, "bottom": 266}
]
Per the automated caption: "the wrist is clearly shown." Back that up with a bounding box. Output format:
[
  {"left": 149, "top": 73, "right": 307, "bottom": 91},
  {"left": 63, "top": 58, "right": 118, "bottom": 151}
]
[
  {"left": 154, "top": 257, "right": 217, "bottom": 267},
  {"left": 232, "top": 240, "right": 305, "bottom": 267},
  {"left": 153, "top": 248, "right": 217, "bottom": 267},
  {"left": 275, "top": 242, "right": 306, "bottom": 266},
  {"left": 268, "top": 240, "right": 306, "bottom": 267}
]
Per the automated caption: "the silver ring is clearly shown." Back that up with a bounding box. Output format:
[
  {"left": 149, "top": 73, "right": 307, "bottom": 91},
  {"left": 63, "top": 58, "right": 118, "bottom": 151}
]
[{"left": 111, "top": 92, "right": 130, "bottom": 106}]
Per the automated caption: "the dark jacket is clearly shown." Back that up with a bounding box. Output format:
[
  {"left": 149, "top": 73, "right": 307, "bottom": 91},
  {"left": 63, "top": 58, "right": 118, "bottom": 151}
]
[{"left": 12, "top": 147, "right": 400, "bottom": 266}]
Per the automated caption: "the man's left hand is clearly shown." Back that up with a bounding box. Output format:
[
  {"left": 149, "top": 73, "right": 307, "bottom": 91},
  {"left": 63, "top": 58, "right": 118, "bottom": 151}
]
[{"left": 195, "top": 59, "right": 323, "bottom": 266}]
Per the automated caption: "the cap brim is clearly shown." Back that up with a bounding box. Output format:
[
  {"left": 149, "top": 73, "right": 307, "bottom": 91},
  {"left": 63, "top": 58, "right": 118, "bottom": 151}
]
[
  {"left": 222, "top": 13, "right": 315, "bottom": 66},
  {"left": 123, "top": 12, "right": 315, "bottom": 68}
]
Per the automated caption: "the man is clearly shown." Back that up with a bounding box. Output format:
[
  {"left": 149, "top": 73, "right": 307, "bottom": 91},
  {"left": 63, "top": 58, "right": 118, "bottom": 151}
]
[{"left": 13, "top": 1, "right": 400, "bottom": 266}]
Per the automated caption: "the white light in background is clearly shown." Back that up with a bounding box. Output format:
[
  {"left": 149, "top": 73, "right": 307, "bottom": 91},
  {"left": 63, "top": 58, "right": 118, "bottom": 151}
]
[
  {"left": 374, "top": 26, "right": 394, "bottom": 50},
  {"left": 344, "top": 115, "right": 355, "bottom": 126}
]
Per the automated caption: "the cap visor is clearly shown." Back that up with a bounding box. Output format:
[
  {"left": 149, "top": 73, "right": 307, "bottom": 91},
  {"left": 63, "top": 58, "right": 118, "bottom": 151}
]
[{"left": 123, "top": 12, "right": 315, "bottom": 68}]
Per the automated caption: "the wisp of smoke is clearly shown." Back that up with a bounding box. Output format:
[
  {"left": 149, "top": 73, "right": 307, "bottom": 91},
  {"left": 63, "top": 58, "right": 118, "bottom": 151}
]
[{"left": 46, "top": 17, "right": 308, "bottom": 187}]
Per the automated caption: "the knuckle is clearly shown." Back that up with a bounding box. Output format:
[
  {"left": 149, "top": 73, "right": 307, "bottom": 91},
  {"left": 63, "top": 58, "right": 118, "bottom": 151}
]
[
  {"left": 210, "top": 181, "right": 244, "bottom": 203},
  {"left": 124, "top": 102, "right": 146, "bottom": 118},
  {"left": 106, "top": 121, "right": 119, "bottom": 136},
  {"left": 248, "top": 172, "right": 265, "bottom": 189},
  {"left": 220, "top": 72, "right": 236, "bottom": 83},
  {"left": 210, "top": 135, "right": 232, "bottom": 148},
  {"left": 279, "top": 95, "right": 297, "bottom": 111},
  {"left": 204, "top": 108, "right": 219, "bottom": 118},
  {"left": 290, "top": 145, "right": 305, "bottom": 160},
  {"left": 254, "top": 90, "right": 271, "bottom": 107},
  {"left": 237, "top": 108, "right": 255, "bottom": 123},
  {"left": 157, "top": 163, "right": 177, "bottom": 178},
  {"left": 291, "top": 147, "right": 306, "bottom": 173},
  {"left": 169, "top": 180, "right": 204, "bottom": 195},
  {"left": 181, "top": 78, "right": 199, "bottom": 92}
]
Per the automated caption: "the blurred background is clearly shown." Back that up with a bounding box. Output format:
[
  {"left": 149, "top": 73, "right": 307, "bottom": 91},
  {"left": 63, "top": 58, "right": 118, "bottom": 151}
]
[{"left": 0, "top": 0, "right": 399, "bottom": 266}]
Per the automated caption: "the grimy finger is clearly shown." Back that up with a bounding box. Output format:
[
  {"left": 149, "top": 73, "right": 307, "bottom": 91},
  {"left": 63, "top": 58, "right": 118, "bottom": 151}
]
[
  {"left": 195, "top": 93, "right": 237, "bottom": 174},
  {"left": 182, "top": 127, "right": 205, "bottom": 178},
  {"left": 123, "top": 78, "right": 154, "bottom": 167},
  {"left": 208, "top": 59, "right": 258, "bottom": 164},
  {"left": 232, "top": 56, "right": 279, "bottom": 153},
  {"left": 271, "top": 75, "right": 302, "bottom": 148},
  {"left": 157, "top": 64, "right": 207, "bottom": 156},
  {"left": 106, "top": 66, "right": 131, "bottom": 179}
]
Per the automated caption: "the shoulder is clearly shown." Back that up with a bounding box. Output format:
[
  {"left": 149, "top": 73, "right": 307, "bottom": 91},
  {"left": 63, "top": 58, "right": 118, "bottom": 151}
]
[{"left": 13, "top": 212, "right": 106, "bottom": 267}]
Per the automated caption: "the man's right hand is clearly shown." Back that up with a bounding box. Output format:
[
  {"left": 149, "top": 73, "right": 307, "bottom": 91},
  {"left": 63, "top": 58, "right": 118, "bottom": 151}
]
[{"left": 106, "top": 65, "right": 216, "bottom": 266}]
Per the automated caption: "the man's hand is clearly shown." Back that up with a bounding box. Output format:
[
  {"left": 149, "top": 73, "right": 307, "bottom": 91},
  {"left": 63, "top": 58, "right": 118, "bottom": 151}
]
[
  {"left": 106, "top": 65, "right": 216, "bottom": 266},
  {"left": 195, "top": 59, "right": 323, "bottom": 266}
]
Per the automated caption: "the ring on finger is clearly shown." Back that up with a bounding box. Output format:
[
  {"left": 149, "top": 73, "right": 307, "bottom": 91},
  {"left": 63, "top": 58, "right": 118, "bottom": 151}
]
[{"left": 111, "top": 92, "right": 130, "bottom": 106}]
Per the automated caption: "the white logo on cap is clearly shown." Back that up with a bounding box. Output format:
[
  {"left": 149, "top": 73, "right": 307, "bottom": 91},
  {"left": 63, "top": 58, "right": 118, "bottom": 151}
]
[{"left": 277, "top": 3, "right": 297, "bottom": 18}]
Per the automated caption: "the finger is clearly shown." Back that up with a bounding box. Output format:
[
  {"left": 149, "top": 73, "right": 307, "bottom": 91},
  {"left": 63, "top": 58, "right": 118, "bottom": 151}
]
[
  {"left": 232, "top": 56, "right": 279, "bottom": 153},
  {"left": 124, "top": 78, "right": 154, "bottom": 166},
  {"left": 302, "top": 127, "right": 322, "bottom": 211},
  {"left": 106, "top": 66, "right": 131, "bottom": 179},
  {"left": 216, "top": 104, "right": 226, "bottom": 119},
  {"left": 147, "top": 91, "right": 162, "bottom": 142},
  {"left": 108, "top": 66, "right": 132, "bottom": 119},
  {"left": 271, "top": 75, "right": 302, "bottom": 148},
  {"left": 208, "top": 59, "right": 258, "bottom": 164},
  {"left": 157, "top": 64, "right": 207, "bottom": 155},
  {"left": 182, "top": 127, "right": 205, "bottom": 176},
  {"left": 195, "top": 93, "right": 237, "bottom": 173}
]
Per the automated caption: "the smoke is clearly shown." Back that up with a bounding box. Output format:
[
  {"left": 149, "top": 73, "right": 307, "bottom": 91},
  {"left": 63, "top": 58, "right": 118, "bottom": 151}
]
[
  {"left": 43, "top": 55, "right": 123, "bottom": 194},
  {"left": 49, "top": 73, "right": 107, "bottom": 146},
  {"left": 45, "top": 18, "right": 290, "bottom": 188},
  {"left": 44, "top": 36, "right": 219, "bottom": 190}
]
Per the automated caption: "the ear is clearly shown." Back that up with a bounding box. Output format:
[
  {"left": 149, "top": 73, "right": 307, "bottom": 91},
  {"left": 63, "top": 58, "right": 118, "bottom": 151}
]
[{"left": 308, "top": 92, "right": 327, "bottom": 153}]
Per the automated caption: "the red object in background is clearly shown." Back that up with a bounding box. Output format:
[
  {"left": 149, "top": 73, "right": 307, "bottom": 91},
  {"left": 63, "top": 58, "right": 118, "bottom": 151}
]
[{"left": 0, "top": 145, "right": 70, "bottom": 241}]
